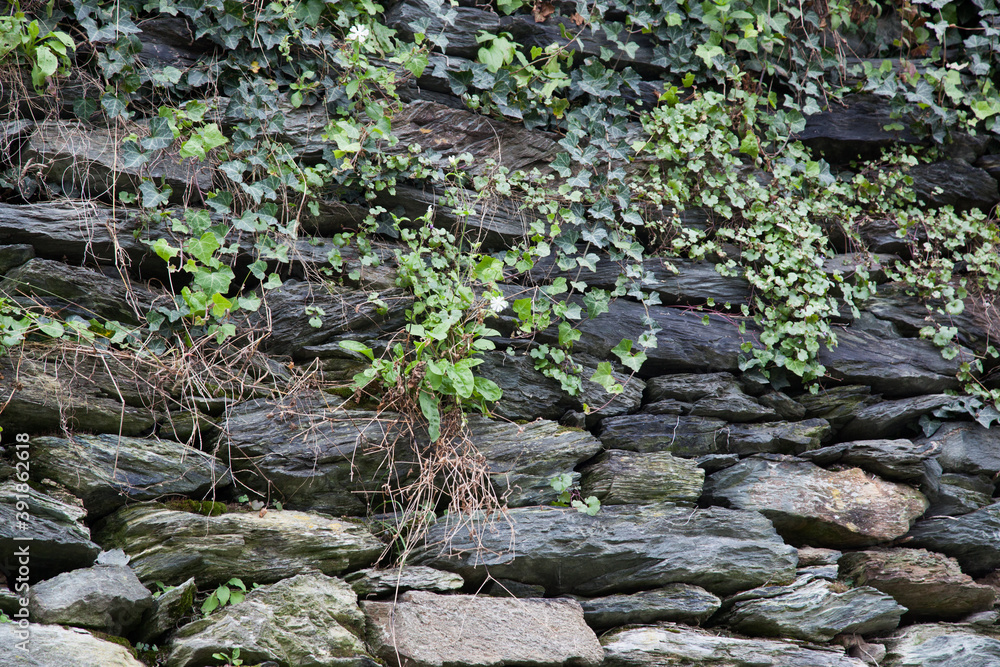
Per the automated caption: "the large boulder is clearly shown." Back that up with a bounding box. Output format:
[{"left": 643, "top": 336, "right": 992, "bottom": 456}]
[
  {"left": 31, "top": 434, "right": 230, "bottom": 519},
  {"left": 166, "top": 574, "right": 374, "bottom": 667},
  {"left": 600, "top": 622, "right": 867, "bottom": 667},
  {"left": 28, "top": 565, "right": 153, "bottom": 635},
  {"left": 0, "top": 623, "right": 146, "bottom": 667},
  {"left": 414, "top": 504, "right": 798, "bottom": 596},
  {"left": 704, "top": 455, "right": 929, "bottom": 547},
  {"left": 362, "top": 591, "right": 603, "bottom": 667},
  {"left": 94, "top": 503, "right": 382, "bottom": 586},
  {"left": 838, "top": 548, "right": 996, "bottom": 620},
  {"left": 717, "top": 573, "right": 905, "bottom": 642}
]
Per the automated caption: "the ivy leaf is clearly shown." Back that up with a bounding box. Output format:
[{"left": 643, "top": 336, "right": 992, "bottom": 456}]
[
  {"left": 139, "top": 180, "right": 172, "bottom": 208},
  {"left": 590, "top": 361, "right": 623, "bottom": 394},
  {"left": 142, "top": 117, "right": 175, "bottom": 151},
  {"left": 193, "top": 266, "right": 234, "bottom": 295}
]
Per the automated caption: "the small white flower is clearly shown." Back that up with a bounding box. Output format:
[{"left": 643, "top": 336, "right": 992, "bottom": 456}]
[
  {"left": 488, "top": 295, "right": 509, "bottom": 313},
  {"left": 347, "top": 25, "right": 370, "bottom": 43}
]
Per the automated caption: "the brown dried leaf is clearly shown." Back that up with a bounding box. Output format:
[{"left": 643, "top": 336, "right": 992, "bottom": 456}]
[
  {"left": 569, "top": 12, "right": 586, "bottom": 26},
  {"left": 533, "top": 1, "right": 555, "bottom": 22}
]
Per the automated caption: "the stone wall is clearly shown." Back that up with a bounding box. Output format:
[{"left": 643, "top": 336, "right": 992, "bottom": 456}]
[{"left": 2, "top": 7, "right": 1000, "bottom": 667}]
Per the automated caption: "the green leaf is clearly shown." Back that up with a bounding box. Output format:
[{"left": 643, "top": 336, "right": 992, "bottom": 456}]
[
  {"left": 474, "top": 376, "right": 502, "bottom": 402},
  {"left": 590, "top": 361, "right": 623, "bottom": 394},
  {"left": 448, "top": 365, "right": 475, "bottom": 399},
  {"left": 193, "top": 266, "right": 234, "bottom": 295},
  {"left": 142, "top": 116, "right": 175, "bottom": 150},
  {"left": 201, "top": 593, "right": 219, "bottom": 615},
  {"left": 419, "top": 390, "right": 441, "bottom": 442},
  {"left": 139, "top": 180, "right": 172, "bottom": 208},
  {"left": 35, "top": 45, "right": 58, "bottom": 77},
  {"left": 339, "top": 340, "right": 374, "bottom": 360}
]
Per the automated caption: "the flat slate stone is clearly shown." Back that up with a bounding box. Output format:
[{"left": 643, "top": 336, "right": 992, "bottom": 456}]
[
  {"left": 598, "top": 414, "right": 829, "bottom": 457},
  {"left": 579, "top": 449, "right": 704, "bottom": 505},
  {"left": 925, "top": 473, "right": 996, "bottom": 516},
  {"left": 469, "top": 416, "right": 604, "bottom": 507},
  {"left": 29, "top": 565, "right": 153, "bottom": 635},
  {"left": 601, "top": 623, "right": 867, "bottom": 667},
  {"left": 882, "top": 623, "right": 1000, "bottom": 667},
  {"left": 225, "top": 393, "right": 409, "bottom": 516},
  {"left": 0, "top": 353, "right": 156, "bottom": 436},
  {"left": 819, "top": 327, "right": 965, "bottom": 396},
  {"left": 798, "top": 439, "right": 937, "bottom": 481},
  {"left": 475, "top": 350, "right": 644, "bottom": 422},
  {"left": 717, "top": 573, "right": 905, "bottom": 642},
  {"left": 839, "top": 548, "right": 996, "bottom": 620},
  {"left": 345, "top": 566, "right": 464, "bottom": 599},
  {"left": 414, "top": 504, "right": 798, "bottom": 597},
  {"left": 838, "top": 394, "right": 960, "bottom": 440},
  {"left": 31, "top": 434, "right": 230, "bottom": 519},
  {"left": 94, "top": 503, "right": 382, "bottom": 586},
  {"left": 0, "top": 623, "right": 145, "bottom": 667},
  {"left": 905, "top": 503, "right": 1000, "bottom": 577},
  {"left": 362, "top": 592, "right": 603, "bottom": 667},
  {"left": 573, "top": 584, "right": 721, "bottom": 630},
  {"left": 704, "top": 455, "right": 929, "bottom": 548},
  {"left": 166, "top": 574, "right": 374, "bottom": 667},
  {"left": 0, "top": 481, "right": 100, "bottom": 579},
  {"left": 920, "top": 421, "right": 1000, "bottom": 477}
]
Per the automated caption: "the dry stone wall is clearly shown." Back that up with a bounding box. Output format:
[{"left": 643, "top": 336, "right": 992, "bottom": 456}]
[{"left": 1, "top": 6, "right": 1000, "bottom": 667}]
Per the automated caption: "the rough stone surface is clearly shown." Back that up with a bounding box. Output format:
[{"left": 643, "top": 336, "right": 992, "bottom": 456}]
[
  {"left": 476, "top": 350, "right": 644, "bottom": 422},
  {"left": 882, "top": 623, "right": 1000, "bottom": 667},
  {"left": 414, "top": 505, "right": 798, "bottom": 596},
  {"left": 362, "top": 591, "right": 604, "bottom": 667},
  {"left": 921, "top": 421, "right": 1000, "bottom": 476},
  {"left": 925, "top": 472, "right": 996, "bottom": 516},
  {"left": 95, "top": 503, "right": 382, "bottom": 586},
  {"left": 717, "top": 573, "right": 905, "bottom": 642},
  {"left": 704, "top": 455, "right": 929, "bottom": 547},
  {"left": 0, "top": 352, "right": 157, "bottom": 436},
  {"left": 26, "top": 121, "right": 212, "bottom": 203},
  {"left": 573, "top": 584, "right": 721, "bottom": 630},
  {"left": 796, "top": 385, "right": 877, "bottom": 429},
  {"left": 470, "top": 416, "right": 604, "bottom": 507},
  {"left": 798, "top": 438, "right": 937, "bottom": 481},
  {"left": 0, "top": 257, "right": 158, "bottom": 325},
  {"left": 31, "top": 434, "right": 230, "bottom": 519},
  {"left": 819, "top": 327, "right": 964, "bottom": 396},
  {"left": 135, "top": 577, "right": 197, "bottom": 643},
  {"left": 345, "top": 566, "right": 464, "bottom": 599},
  {"left": 909, "top": 159, "right": 1000, "bottom": 212},
  {"left": 601, "top": 623, "right": 867, "bottom": 667},
  {"left": 598, "top": 414, "right": 829, "bottom": 457},
  {"left": 905, "top": 503, "right": 1000, "bottom": 577},
  {"left": 838, "top": 394, "right": 960, "bottom": 440},
  {"left": 225, "top": 393, "right": 409, "bottom": 515},
  {"left": 166, "top": 574, "right": 374, "bottom": 667},
  {"left": 0, "top": 481, "right": 100, "bottom": 579},
  {"left": 579, "top": 449, "right": 705, "bottom": 505},
  {"left": 29, "top": 565, "right": 153, "bottom": 635},
  {"left": 838, "top": 548, "right": 996, "bottom": 620},
  {"left": 0, "top": 623, "right": 146, "bottom": 667}
]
